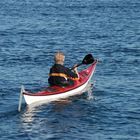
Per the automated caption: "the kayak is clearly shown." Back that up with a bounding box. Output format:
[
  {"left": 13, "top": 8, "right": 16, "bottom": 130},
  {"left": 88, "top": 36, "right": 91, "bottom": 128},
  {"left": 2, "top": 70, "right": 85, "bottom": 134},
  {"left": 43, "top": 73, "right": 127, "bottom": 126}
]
[{"left": 21, "top": 60, "right": 98, "bottom": 106}]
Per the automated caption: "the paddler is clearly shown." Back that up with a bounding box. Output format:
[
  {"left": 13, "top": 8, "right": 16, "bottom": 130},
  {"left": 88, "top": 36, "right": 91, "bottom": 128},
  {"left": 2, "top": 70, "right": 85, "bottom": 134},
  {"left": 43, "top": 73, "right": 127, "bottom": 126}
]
[{"left": 48, "top": 52, "right": 79, "bottom": 86}]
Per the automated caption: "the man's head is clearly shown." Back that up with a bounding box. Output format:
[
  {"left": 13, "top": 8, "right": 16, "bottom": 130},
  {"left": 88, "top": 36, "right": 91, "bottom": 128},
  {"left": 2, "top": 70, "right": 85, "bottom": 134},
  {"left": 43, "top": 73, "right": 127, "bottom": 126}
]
[{"left": 54, "top": 52, "right": 65, "bottom": 65}]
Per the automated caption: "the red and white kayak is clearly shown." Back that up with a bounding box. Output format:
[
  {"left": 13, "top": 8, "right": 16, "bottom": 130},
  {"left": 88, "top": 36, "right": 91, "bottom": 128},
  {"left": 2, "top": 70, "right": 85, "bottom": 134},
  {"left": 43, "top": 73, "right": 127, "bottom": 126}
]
[{"left": 20, "top": 60, "right": 97, "bottom": 107}]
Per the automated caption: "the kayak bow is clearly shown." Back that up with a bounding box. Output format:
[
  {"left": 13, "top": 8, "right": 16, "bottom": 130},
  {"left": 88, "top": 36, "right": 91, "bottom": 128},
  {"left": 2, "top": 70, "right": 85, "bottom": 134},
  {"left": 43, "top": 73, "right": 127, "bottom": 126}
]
[{"left": 22, "top": 60, "right": 98, "bottom": 106}]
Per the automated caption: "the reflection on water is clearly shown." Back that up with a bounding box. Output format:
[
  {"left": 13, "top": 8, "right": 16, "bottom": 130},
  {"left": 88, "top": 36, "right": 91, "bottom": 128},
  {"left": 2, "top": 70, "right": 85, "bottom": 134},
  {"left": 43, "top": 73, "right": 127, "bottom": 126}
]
[
  {"left": 21, "top": 107, "right": 37, "bottom": 123},
  {"left": 20, "top": 104, "right": 60, "bottom": 139},
  {"left": 20, "top": 99, "right": 73, "bottom": 127},
  {"left": 21, "top": 105, "right": 52, "bottom": 139},
  {"left": 20, "top": 92, "right": 94, "bottom": 139}
]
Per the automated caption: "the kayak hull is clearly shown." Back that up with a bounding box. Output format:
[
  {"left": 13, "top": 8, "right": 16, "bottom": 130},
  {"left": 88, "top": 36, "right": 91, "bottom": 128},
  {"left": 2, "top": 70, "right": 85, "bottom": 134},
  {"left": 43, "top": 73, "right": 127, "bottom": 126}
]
[
  {"left": 24, "top": 81, "right": 88, "bottom": 105},
  {"left": 22, "top": 61, "right": 97, "bottom": 105}
]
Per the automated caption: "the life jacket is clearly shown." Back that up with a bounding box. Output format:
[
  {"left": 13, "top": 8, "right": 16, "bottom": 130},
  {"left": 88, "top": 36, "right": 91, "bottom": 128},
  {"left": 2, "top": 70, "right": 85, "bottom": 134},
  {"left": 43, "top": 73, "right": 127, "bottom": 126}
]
[{"left": 48, "top": 64, "right": 79, "bottom": 86}]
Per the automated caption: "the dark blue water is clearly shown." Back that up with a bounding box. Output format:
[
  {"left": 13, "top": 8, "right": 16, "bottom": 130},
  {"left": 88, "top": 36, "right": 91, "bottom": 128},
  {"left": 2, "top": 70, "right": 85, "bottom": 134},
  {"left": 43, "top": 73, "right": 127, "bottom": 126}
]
[{"left": 0, "top": 0, "right": 140, "bottom": 139}]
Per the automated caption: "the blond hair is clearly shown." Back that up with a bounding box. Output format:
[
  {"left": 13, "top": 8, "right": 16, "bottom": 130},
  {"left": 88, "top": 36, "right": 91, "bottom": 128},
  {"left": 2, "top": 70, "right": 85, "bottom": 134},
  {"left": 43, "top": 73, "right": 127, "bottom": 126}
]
[{"left": 54, "top": 52, "right": 65, "bottom": 64}]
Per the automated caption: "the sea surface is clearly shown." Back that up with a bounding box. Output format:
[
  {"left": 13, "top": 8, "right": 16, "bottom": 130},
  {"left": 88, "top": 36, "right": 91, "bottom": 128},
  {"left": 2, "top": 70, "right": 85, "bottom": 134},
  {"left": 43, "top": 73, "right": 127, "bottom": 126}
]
[{"left": 0, "top": 0, "right": 140, "bottom": 139}]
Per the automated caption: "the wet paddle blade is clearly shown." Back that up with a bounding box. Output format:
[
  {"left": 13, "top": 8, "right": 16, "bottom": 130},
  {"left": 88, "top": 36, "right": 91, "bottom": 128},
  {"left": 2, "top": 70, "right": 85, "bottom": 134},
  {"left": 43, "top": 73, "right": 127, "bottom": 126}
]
[
  {"left": 82, "top": 54, "right": 95, "bottom": 64},
  {"left": 71, "top": 54, "right": 95, "bottom": 70}
]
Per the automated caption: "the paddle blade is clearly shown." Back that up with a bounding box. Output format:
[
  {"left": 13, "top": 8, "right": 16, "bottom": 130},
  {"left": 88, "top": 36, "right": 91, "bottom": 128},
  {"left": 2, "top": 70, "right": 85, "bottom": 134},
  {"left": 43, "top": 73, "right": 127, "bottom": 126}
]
[
  {"left": 82, "top": 54, "right": 95, "bottom": 64},
  {"left": 71, "top": 54, "right": 95, "bottom": 70}
]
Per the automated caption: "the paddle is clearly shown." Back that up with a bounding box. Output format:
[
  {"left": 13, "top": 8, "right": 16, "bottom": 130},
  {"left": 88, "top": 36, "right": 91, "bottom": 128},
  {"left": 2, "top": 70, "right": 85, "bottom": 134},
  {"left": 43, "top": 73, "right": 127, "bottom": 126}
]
[
  {"left": 71, "top": 54, "right": 95, "bottom": 70},
  {"left": 18, "top": 85, "right": 25, "bottom": 112}
]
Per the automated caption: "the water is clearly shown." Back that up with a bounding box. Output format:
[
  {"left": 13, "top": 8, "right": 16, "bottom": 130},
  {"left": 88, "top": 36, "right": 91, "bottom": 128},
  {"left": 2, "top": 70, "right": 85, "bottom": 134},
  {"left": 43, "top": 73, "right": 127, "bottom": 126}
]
[{"left": 0, "top": 0, "right": 140, "bottom": 139}]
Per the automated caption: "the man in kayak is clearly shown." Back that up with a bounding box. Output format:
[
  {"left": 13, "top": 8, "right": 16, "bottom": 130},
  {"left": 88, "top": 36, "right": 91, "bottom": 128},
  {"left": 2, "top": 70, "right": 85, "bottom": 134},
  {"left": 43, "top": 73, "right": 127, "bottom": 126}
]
[{"left": 48, "top": 52, "right": 79, "bottom": 87}]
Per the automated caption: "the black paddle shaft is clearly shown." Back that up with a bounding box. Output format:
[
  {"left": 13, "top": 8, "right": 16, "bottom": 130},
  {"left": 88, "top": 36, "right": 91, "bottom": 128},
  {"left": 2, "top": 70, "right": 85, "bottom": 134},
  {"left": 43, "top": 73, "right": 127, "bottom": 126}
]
[{"left": 71, "top": 54, "right": 95, "bottom": 70}]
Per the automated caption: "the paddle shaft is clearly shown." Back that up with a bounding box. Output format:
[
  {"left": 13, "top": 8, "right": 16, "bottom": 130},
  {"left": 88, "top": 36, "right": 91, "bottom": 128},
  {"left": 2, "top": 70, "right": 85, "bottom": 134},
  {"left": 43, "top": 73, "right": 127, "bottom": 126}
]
[
  {"left": 71, "top": 63, "right": 82, "bottom": 70},
  {"left": 18, "top": 85, "right": 24, "bottom": 112},
  {"left": 18, "top": 89, "right": 23, "bottom": 112}
]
